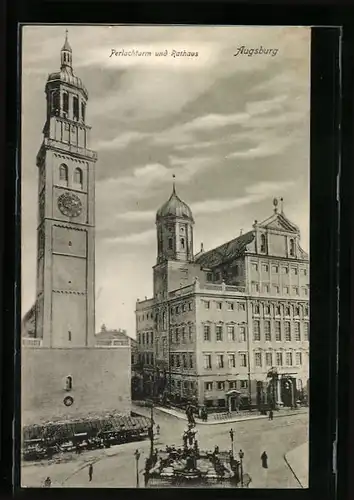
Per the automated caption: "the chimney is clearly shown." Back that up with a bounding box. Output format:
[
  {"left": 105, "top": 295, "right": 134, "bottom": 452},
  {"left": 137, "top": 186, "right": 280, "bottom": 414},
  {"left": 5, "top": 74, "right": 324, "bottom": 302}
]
[
  {"left": 200, "top": 242, "right": 204, "bottom": 252},
  {"left": 240, "top": 229, "right": 243, "bottom": 235}
]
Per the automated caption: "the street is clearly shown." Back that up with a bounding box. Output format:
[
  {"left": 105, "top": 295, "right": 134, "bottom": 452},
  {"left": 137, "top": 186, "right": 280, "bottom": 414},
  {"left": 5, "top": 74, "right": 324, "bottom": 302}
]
[{"left": 21, "top": 405, "right": 308, "bottom": 489}]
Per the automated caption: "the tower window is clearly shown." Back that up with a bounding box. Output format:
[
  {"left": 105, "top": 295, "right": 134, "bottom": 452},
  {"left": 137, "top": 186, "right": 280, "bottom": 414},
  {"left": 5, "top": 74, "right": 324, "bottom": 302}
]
[
  {"left": 168, "top": 238, "right": 173, "bottom": 250},
  {"left": 73, "top": 96, "right": 79, "bottom": 121},
  {"left": 59, "top": 164, "right": 68, "bottom": 185},
  {"left": 81, "top": 102, "right": 86, "bottom": 122},
  {"left": 180, "top": 237, "right": 185, "bottom": 250},
  {"left": 289, "top": 239, "right": 295, "bottom": 257},
  {"left": 74, "top": 167, "right": 83, "bottom": 188},
  {"left": 65, "top": 375, "right": 73, "bottom": 391},
  {"left": 51, "top": 91, "right": 60, "bottom": 115},
  {"left": 68, "top": 331, "right": 71, "bottom": 341},
  {"left": 260, "top": 234, "right": 266, "bottom": 253},
  {"left": 63, "top": 92, "right": 69, "bottom": 115}
]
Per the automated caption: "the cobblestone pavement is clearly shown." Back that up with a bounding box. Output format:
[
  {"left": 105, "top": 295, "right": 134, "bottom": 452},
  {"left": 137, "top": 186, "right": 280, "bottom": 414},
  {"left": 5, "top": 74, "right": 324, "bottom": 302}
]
[{"left": 21, "top": 405, "right": 308, "bottom": 489}]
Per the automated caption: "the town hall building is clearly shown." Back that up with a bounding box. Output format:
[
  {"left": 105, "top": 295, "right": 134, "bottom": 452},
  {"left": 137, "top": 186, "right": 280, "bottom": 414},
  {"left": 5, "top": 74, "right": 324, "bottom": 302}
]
[{"left": 134, "top": 184, "right": 309, "bottom": 411}]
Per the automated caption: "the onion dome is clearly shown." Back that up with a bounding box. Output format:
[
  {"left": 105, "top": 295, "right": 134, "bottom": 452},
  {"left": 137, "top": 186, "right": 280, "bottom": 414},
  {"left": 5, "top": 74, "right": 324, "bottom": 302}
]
[{"left": 156, "top": 184, "right": 194, "bottom": 223}]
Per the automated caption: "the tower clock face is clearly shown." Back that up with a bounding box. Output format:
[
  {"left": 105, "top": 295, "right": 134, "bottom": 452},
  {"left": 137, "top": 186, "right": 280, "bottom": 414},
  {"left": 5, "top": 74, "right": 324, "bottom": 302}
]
[{"left": 58, "top": 192, "right": 82, "bottom": 217}]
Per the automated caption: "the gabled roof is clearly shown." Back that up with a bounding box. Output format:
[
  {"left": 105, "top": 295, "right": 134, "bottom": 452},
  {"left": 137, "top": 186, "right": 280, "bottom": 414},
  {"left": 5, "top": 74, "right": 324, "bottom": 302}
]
[
  {"left": 257, "top": 211, "right": 300, "bottom": 234},
  {"left": 195, "top": 231, "right": 254, "bottom": 268}
]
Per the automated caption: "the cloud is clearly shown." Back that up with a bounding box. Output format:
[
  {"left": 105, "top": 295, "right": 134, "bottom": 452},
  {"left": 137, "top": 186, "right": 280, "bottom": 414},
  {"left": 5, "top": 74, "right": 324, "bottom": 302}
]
[
  {"left": 93, "top": 131, "right": 150, "bottom": 151},
  {"left": 226, "top": 135, "right": 296, "bottom": 160},
  {"left": 105, "top": 229, "right": 155, "bottom": 245}
]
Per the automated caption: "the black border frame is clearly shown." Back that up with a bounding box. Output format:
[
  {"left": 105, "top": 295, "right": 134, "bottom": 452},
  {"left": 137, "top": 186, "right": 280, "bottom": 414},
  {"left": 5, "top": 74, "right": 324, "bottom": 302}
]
[{"left": 1, "top": 3, "right": 350, "bottom": 500}]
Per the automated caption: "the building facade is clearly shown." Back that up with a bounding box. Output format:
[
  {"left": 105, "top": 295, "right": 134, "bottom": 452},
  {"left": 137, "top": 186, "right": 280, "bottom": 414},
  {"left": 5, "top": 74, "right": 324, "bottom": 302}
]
[
  {"left": 134, "top": 188, "right": 309, "bottom": 410},
  {"left": 22, "top": 34, "right": 131, "bottom": 426}
]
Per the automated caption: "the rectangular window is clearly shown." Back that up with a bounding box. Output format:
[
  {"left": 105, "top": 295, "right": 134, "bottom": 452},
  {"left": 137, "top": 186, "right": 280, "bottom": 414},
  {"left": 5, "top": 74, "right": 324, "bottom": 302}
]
[
  {"left": 204, "top": 325, "right": 210, "bottom": 341},
  {"left": 182, "top": 304, "right": 186, "bottom": 312},
  {"left": 239, "top": 326, "right": 246, "bottom": 342},
  {"left": 296, "top": 352, "right": 302, "bottom": 365},
  {"left": 188, "top": 325, "right": 193, "bottom": 341},
  {"left": 252, "top": 283, "right": 260, "bottom": 293},
  {"left": 228, "top": 354, "right": 236, "bottom": 368},
  {"left": 275, "top": 321, "right": 281, "bottom": 341},
  {"left": 264, "top": 320, "right": 271, "bottom": 341},
  {"left": 227, "top": 326, "right": 235, "bottom": 341},
  {"left": 142, "top": 333, "right": 145, "bottom": 344},
  {"left": 273, "top": 285, "right": 280, "bottom": 294},
  {"left": 204, "top": 301, "right": 210, "bottom": 309},
  {"left": 205, "top": 382, "right": 213, "bottom": 391},
  {"left": 204, "top": 354, "right": 212, "bottom": 369},
  {"left": 183, "top": 381, "right": 188, "bottom": 390},
  {"left": 240, "top": 380, "right": 248, "bottom": 389},
  {"left": 275, "top": 306, "right": 281, "bottom": 316},
  {"left": 272, "top": 265, "right": 279, "bottom": 273},
  {"left": 293, "top": 286, "right": 299, "bottom": 296},
  {"left": 304, "top": 323, "right": 309, "bottom": 341},
  {"left": 283, "top": 286, "right": 289, "bottom": 295},
  {"left": 285, "top": 322, "right": 291, "bottom": 341},
  {"left": 286, "top": 352, "right": 293, "bottom": 366},
  {"left": 229, "top": 381, "right": 236, "bottom": 389},
  {"left": 239, "top": 353, "right": 247, "bottom": 367},
  {"left": 294, "top": 323, "right": 301, "bottom": 341},
  {"left": 216, "top": 325, "right": 223, "bottom": 341},
  {"left": 189, "top": 302, "right": 193, "bottom": 311},
  {"left": 264, "top": 305, "right": 270, "bottom": 315},
  {"left": 138, "top": 333, "right": 141, "bottom": 344},
  {"left": 262, "top": 264, "right": 269, "bottom": 272},
  {"left": 175, "top": 328, "right": 180, "bottom": 343},
  {"left": 217, "top": 354, "right": 224, "bottom": 368},
  {"left": 228, "top": 302, "right": 234, "bottom": 311},
  {"left": 216, "top": 302, "right": 222, "bottom": 310},
  {"left": 254, "top": 352, "right": 262, "bottom": 367},
  {"left": 265, "top": 352, "right": 272, "bottom": 366},
  {"left": 63, "top": 92, "right": 69, "bottom": 114},
  {"left": 252, "top": 263, "right": 258, "bottom": 271},
  {"left": 253, "top": 320, "right": 260, "bottom": 341},
  {"left": 181, "top": 327, "right": 186, "bottom": 343},
  {"left": 264, "top": 284, "right": 270, "bottom": 293},
  {"left": 217, "top": 381, "right": 225, "bottom": 391},
  {"left": 276, "top": 352, "right": 283, "bottom": 366},
  {"left": 239, "top": 303, "right": 246, "bottom": 311},
  {"left": 207, "top": 273, "right": 213, "bottom": 282},
  {"left": 291, "top": 268, "right": 298, "bottom": 275},
  {"left": 182, "top": 354, "right": 187, "bottom": 368},
  {"left": 176, "top": 355, "right": 180, "bottom": 367},
  {"left": 282, "top": 267, "right": 289, "bottom": 274},
  {"left": 189, "top": 353, "right": 193, "bottom": 368}
]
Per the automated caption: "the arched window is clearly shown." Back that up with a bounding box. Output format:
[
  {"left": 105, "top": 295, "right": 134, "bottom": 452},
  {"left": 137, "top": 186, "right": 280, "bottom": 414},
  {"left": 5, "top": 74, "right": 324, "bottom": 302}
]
[
  {"left": 168, "top": 238, "right": 173, "bottom": 250},
  {"left": 51, "top": 90, "right": 60, "bottom": 115},
  {"left": 260, "top": 234, "right": 266, "bottom": 253},
  {"left": 59, "top": 164, "right": 68, "bottom": 185},
  {"left": 81, "top": 102, "right": 86, "bottom": 122},
  {"left": 180, "top": 237, "right": 185, "bottom": 250},
  {"left": 65, "top": 375, "right": 73, "bottom": 391},
  {"left": 68, "top": 330, "right": 72, "bottom": 341},
  {"left": 289, "top": 239, "right": 295, "bottom": 257},
  {"left": 73, "top": 96, "right": 79, "bottom": 121},
  {"left": 63, "top": 92, "right": 69, "bottom": 115},
  {"left": 74, "top": 167, "right": 83, "bottom": 188}
]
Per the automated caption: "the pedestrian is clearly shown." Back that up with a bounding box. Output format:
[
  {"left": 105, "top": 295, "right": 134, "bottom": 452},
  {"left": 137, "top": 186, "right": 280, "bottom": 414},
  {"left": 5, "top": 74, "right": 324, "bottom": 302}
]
[
  {"left": 269, "top": 409, "right": 273, "bottom": 420},
  {"left": 88, "top": 463, "right": 93, "bottom": 482},
  {"left": 156, "top": 424, "right": 160, "bottom": 435},
  {"left": 261, "top": 451, "right": 268, "bottom": 469},
  {"left": 43, "top": 476, "right": 51, "bottom": 488}
]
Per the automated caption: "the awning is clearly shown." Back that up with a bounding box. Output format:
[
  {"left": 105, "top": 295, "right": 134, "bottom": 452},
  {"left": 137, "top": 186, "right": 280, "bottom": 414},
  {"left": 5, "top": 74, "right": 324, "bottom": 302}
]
[{"left": 225, "top": 390, "right": 241, "bottom": 396}]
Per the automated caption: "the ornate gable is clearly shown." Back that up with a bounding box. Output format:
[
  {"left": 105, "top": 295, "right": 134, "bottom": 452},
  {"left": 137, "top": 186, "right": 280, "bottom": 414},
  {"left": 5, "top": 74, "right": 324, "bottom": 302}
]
[{"left": 258, "top": 212, "right": 299, "bottom": 234}]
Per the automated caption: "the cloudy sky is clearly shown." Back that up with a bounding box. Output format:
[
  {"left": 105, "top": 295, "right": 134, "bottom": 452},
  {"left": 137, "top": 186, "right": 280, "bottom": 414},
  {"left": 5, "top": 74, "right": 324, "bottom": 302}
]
[{"left": 21, "top": 25, "right": 310, "bottom": 337}]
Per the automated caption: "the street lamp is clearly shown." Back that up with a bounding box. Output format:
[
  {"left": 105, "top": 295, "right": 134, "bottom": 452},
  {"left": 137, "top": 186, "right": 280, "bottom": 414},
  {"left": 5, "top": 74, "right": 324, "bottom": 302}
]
[
  {"left": 134, "top": 449, "right": 141, "bottom": 488},
  {"left": 238, "top": 449, "right": 244, "bottom": 487},
  {"left": 229, "top": 428, "right": 234, "bottom": 458}
]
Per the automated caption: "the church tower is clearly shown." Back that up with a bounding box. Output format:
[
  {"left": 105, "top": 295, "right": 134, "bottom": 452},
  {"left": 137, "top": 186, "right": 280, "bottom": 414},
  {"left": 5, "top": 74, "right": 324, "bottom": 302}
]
[
  {"left": 35, "top": 31, "right": 97, "bottom": 348},
  {"left": 153, "top": 182, "right": 194, "bottom": 297}
]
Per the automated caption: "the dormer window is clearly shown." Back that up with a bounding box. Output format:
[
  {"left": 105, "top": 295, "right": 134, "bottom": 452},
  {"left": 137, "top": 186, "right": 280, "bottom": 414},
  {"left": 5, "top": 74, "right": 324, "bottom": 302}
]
[
  {"left": 289, "top": 239, "right": 295, "bottom": 257},
  {"left": 260, "top": 234, "right": 267, "bottom": 253}
]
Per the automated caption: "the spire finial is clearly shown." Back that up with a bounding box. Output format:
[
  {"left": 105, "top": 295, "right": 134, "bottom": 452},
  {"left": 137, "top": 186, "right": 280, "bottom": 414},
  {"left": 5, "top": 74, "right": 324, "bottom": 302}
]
[
  {"left": 273, "top": 198, "right": 278, "bottom": 213},
  {"left": 280, "top": 197, "right": 284, "bottom": 213},
  {"left": 172, "top": 174, "right": 176, "bottom": 194}
]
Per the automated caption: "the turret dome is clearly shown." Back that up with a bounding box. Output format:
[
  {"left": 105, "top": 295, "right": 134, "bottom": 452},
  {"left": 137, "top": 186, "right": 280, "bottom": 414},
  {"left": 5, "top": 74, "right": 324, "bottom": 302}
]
[{"left": 156, "top": 185, "right": 194, "bottom": 223}]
